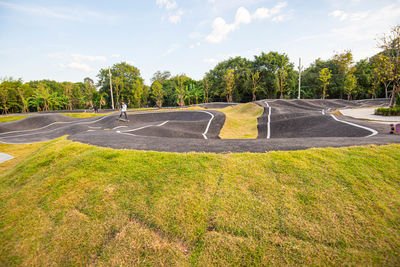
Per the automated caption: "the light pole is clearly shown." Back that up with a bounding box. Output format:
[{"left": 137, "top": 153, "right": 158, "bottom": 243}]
[
  {"left": 108, "top": 67, "right": 114, "bottom": 110},
  {"left": 298, "top": 58, "right": 303, "bottom": 99}
]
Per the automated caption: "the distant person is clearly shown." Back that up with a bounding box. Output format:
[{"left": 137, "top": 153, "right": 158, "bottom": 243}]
[
  {"left": 119, "top": 101, "right": 128, "bottom": 120},
  {"left": 93, "top": 104, "right": 98, "bottom": 113}
]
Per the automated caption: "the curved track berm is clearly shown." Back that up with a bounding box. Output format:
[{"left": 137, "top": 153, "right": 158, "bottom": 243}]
[{"left": 0, "top": 99, "right": 399, "bottom": 152}]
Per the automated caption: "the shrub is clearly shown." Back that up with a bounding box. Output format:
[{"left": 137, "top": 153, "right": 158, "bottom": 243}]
[{"left": 375, "top": 107, "right": 400, "bottom": 116}]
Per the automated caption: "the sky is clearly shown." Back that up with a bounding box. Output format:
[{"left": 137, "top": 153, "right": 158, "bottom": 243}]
[{"left": 0, "top": 0, "right": 400, "bottom": 85}]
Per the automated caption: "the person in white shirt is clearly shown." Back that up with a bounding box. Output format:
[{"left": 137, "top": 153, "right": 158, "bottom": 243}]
[{"left": 119, "top": 101, "right": 128, "bottom": 120}]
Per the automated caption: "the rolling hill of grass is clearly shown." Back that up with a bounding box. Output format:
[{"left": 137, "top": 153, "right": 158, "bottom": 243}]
[
  {"left": 0, "top": 115, "right": 30, "bottom": 123},
  {"left": 217, "top": 103, "right": 264, "bottom": 139},
  {"left": 1, "top": 138, "right": 399, "bottom": 266}
]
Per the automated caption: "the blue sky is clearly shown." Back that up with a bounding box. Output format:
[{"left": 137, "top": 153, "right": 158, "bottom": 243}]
[{"left": 1, "top": 0, "right": 400, "bottom": 85}]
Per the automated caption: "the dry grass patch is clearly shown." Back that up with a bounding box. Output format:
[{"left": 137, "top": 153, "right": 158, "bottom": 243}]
[
  {"left": 61, "top": 112, "right": 113, "bottom": 118},
  {"left": 217, "top": 103, "right": 264, "bottom": 139},
  {"left": 0, "top": 115, "right": 30, "bottom": 123}
]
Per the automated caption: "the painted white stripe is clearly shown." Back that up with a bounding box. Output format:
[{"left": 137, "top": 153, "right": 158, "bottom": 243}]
[
  {"left": 321, "top": 110, "right": 325, "bottom": 115},
  {"left": 264, "top": 101, "right": 271, "bottom": 139},
  {"left": 197, "top": 111, "right": 215, "bottom": 139},
  {"left": 112, "top": 126, "right": 128, "bottom": 130},
  {"left": 120, "top": 121, "right": 169, "bottom": 133},
  {"left": 0, "top": 113, "right": 115, "bottom": 136},
  {"left": 330, "top": 114, "right": 378, "bottom": 137},
  {"left": 0, "top": 153, "right": 14, "bottom": 163}
]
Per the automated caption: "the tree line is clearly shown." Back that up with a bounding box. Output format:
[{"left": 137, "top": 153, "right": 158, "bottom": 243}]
[{"left": 1, "top": 25, "right": 399, "bottom": 114}]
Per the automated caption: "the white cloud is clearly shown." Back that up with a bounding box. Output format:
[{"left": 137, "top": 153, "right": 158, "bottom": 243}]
[
  {"left": 329, "top": 9, "right": 369, "bottom": 22},
  {"left": 235, "top": 7, "right": 252, "bottom": 24},
  {"left": 206, "top": 2, "right": 288, "bottom": 43},
  {"left": 156, "top": 0, "right": 177, "bottom": 10},
  {"left": 206, "top": 17, "right": 237, "bottom": 43},
  {"left": 60, "top": 62, "right": 92, "bottom": 72},
  {"left": 168, "top": 8, "right": 184, "bottom": 24},
  {"left": 156, "top": 0, "right": 184, "bottom": 24},
  {"left": 111, "top": 54, "right": 121, "bottom": 58},
  {"left": 71, "top": 54, "right": 107, "bottom": 62}
]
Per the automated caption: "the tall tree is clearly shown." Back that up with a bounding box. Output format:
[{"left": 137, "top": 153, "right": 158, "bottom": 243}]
[
  {"left": 224, "top": 69, "right": 235, "bottom": 102},
  {"left": 97, "top": 62, "right": 145, "bottom": 108},
  {"left": 202, "top": 78, "right": 210, "bottom": 103},
  {"left": 344, "top": 72, "right": 357, "bottom": 100},
  {"left": 63, "top": 82, "right": 74, "bottom": 110},
  {"left": 173, "top": 74, "right": 190, "bottom": 106},
  {"left": 250, "top": 71, "right": 260, "bottom": 101},
  {"left": 333, "top": 50, "right": 354, "bottom": 99},
  {"left": 151, "top": 71, "right": 171, "bottom": 84},
  {"left": 379, "top": 25, "right": 400, "bottom": 107},
  {"left": 318, "top": 68, "right": 332, "bottom": 99},
  {"left": 151, "top": 80, "right": 165, "bottom": 107}
]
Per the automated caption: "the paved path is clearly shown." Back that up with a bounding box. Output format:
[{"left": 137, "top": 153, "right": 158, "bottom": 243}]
[
  {"left": 340, "top": 107, "right": 400, "bottom": 124},
  {"left": 0, "top": 153, "right": 14, "bottom": 163},
  {"left": 1, "top": 99, "right": 399, "bottom": 153}
]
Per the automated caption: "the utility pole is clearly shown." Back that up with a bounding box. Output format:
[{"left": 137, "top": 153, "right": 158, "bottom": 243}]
[
  {"left": 298, "top": 58, "right": 303, "bottom": 99},
  {"left": 108, "top": 67, "right": 114, "bottom": 110}
]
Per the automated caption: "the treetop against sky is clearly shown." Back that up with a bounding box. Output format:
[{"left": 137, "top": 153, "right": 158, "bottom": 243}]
[{"left": 0, "top": 0, "right": 399, "bottom": 85}]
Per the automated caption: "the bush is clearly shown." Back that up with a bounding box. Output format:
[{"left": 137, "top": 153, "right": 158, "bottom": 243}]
[{"left": 375, "top": 107, "right": 400, "bottom": 116}]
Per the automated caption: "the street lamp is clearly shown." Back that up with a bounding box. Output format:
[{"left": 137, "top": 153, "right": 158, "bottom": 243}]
[{"left": 108, "top": 67, "right": 115, "bottom": 110}]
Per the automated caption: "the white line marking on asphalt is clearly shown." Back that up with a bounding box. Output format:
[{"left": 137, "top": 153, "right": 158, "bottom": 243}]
[
  {"left": 330, "top": 114, "right": 378, "bottom": 137},
  {"left": 120, "top": 121, "right": 169, "bottom": 133},
  {"left": 112, "top": 126, "right": 128, "bottom": 130},
  {"left": 264, "top": 101, "right": 271, "bottom": 139},
  {"left": 0, "top": 113, "right": 115, "bottom": 136},
  {"left": 197, "top": 111, "right": 215, "bottom": 139}
]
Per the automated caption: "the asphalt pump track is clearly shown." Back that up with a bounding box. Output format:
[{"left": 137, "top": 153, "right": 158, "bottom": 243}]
[{"left": 0, "top": 99, "right": 399, "bottom": 153}]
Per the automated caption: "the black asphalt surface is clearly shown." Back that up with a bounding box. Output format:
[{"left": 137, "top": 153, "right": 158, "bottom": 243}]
[{"left": 0, "top": 99, "right": 399, "bottom": 153}]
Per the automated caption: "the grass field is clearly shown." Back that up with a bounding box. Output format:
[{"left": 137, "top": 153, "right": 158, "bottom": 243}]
[
  {"left": 1, "top": 138, "right": 399, "bottom": 266},
  {"left": 61, "top": 112, "right": 113, "bottom": 118},
  {"left": 0, "top": 115, "right": 30, "bottom": 123},
  {"left": 216, "top": 103, "right": 263, "bottom": 139}
]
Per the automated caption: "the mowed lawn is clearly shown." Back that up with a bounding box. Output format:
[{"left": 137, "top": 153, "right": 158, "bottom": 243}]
[{"left": 1, "top": 138, "right": 400, "bottom": 266}]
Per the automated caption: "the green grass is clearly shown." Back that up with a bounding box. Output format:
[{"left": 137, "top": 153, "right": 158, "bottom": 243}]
[
  {"left": 217, "top": 103, "right": 264, "bottom": 139},
  {"left": 1, "top": 138, "right": 400, "bottom": 265},
  {"left": 61, "top": 112, "right": 113, "bottom": 118},
  {"left": 0, "top": 115, "right": 30, "bottom": 123},
  {"left": 375, "top": 107, "right": 400, "bottom": 116}
]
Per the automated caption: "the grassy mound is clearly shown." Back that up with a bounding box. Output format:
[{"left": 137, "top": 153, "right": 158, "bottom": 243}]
[
  {"left": 61, "top": 112, "right": 112, "bottom": 118},
  {"left": 375, "top": 107, "right": 400, "bottom": 116},
  {"left": 0, "top": 115, "right": 30, "bottom": 123},
  {"left": 218, "top": 103, "right": 264, "bottom": 139},
  {"left": 1, "top": 138, "right": 400, "bottom": 265}
]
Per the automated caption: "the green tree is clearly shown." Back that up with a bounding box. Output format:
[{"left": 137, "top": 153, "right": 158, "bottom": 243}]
[
  {"left": 333, "top": 50, "right": 354, "bottom": 99},
  {"left": 250, "top": 71, "right": 260, "bottom": 101},
  {"left": 224, "top": 69, "right": 235, "bottom": 102},
  {"left": 344, "top": 72, "right": 357, "bottom": 100},
  {"left": 63, "top": 82, "right": 74, "bottom": 110},
  {"left": 318, "top": 68, "right": 332, "bottom": 99},
  {"left": 173, "top": 74, "right": 190, "bottom": 106},
  {"left": 202, "top": 78, "right": 210, "bottom": 103},
  {"left": 151, "top": 80, "right": 165, "bottom": 107},
  {"left": 98, "top": 62, "right": 145, "bottom": 108},
  {"left": 151, "top": 71, "right": 171, "bottom": 84},
  {"left": 378, "top": 25, "right": 400, "bottom": 107}
]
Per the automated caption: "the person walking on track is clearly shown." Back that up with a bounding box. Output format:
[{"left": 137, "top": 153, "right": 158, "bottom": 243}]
[{"left": 119, "top": 101, "right": 128, "bottom": 120}]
